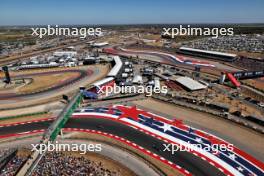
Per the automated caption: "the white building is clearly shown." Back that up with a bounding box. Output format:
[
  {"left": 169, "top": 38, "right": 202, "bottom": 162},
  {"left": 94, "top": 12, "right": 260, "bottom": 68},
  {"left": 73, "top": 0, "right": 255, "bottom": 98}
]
[{"left": 53, "top": 51, "right": 77, "bottom": 57}]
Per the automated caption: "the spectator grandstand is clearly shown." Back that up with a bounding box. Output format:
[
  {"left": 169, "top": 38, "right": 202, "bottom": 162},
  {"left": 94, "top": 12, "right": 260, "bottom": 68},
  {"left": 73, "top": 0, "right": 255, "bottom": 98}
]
[
  {"left": 232, "top": 56, "right": 264, "bottom": 71},
  {"left": 32, "top": 152, "right": 119, "bottom": 176},
  {"left": 17, "top": 63, "right": 59, "bottom": 70},
  {"left": 107, "top": 56, "right": 123, "bottom": 78},
  {"left": 0, "top": 155, "right": 26, "bottom": 176},
  {"left": 85, "top": 55, "right": 124, "bottom": 98},
  {"left": 178, "top": 47, "right": 237, "bottom": 62}
]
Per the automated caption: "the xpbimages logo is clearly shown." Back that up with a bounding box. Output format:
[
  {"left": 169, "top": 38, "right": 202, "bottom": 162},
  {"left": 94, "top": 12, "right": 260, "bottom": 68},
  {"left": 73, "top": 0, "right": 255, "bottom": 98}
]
[
  {"left": 96, "top": 84, "right": 168, "bottom": 96},
  {"left": 163, "top": 142, "right": 234, "bottom": 155},
  {"left": 31, "top": 141, "right": 102, "bottom": 154},
  {"left": 31, "top": 25, "right": 102, "bottom": 38},
  {"left": 163, "top": 25, "right": 234, "bottom": 38}
]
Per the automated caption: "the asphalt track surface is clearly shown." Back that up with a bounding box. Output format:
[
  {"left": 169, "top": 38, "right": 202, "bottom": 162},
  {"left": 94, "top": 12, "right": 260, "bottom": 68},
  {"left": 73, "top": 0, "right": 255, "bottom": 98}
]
[
  {"left": 0, "top": 118, "right": 224, "bottom": 176},
  {"left": 111, "top": 47, "right": 239, "bottom": 73},
  {"left": 0, "top": 69, "right": 90, "bottom": 100}
]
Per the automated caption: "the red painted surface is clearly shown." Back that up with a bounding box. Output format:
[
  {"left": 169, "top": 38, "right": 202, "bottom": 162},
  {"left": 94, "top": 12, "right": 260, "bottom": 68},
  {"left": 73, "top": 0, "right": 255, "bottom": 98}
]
[
  {"left": 102, "top": 48, "right": 118, "bottom": 55},
  {"left": 226, "top": 73, "right": 241, "bottom": 87}
]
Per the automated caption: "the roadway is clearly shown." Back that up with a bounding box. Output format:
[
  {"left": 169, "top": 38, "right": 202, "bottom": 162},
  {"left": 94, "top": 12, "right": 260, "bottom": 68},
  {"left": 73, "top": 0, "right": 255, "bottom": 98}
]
[
  {"left": 0, "top": 65, "right": 108, "bottom": 110},
  {"left": 0, "top": 118, "right": 224, "bottom": 176},
  {"left": 114, "top": 47, "right": 240, "bottom": 72},
  {"left": 0, "top": 69, "right": 88, "bottom": 100}
]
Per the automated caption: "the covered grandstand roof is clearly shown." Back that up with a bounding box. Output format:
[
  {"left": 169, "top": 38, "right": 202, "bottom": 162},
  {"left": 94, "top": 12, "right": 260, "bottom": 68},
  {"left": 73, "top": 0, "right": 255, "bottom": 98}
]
[
  {"left": 107, "top": 56, "right": 123, "bottom": 77},
  {"left": 92, "top": 42, "right": 109, "bottom": 47},
  {"left": 93, "top": 77, "right": 114, "bottom": 87},
  {"left": 175, "top": 76, "right": 207, "bottom": 91},
  {"left": 180, "top": 47, "right": 237, "bottom": 58},
  {"left": 53, "top": 51, "right": 77, "bottom": 57}
]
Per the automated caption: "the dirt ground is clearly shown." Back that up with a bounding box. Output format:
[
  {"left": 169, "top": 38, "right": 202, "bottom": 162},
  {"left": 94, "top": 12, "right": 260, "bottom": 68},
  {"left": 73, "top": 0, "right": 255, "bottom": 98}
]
[
  {"left": 18, "top": 72, "right": 80, "bottom": 94},
  {"left": 16, "top": 148, "right": 32, "bottom": 157},
  {"left": 243, "top": 79, "right": 264, "bottom": 90},
  {"left": 213, "top": 93, "right": 263, "bottom": 117},
  {"left": 132, "top": 98, "right": 264, "bottom": 160}
]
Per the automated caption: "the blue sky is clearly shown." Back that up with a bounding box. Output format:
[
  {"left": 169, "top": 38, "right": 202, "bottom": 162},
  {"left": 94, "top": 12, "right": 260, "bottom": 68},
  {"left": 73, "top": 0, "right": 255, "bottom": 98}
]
[{"left": 0, "top": 0, "right": 264, "bottom": 25}]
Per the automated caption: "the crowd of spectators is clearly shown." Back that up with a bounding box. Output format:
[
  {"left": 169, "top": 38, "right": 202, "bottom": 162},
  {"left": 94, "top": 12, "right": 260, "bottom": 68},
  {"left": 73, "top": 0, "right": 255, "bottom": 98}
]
[
  {"left": 0, "top": 155, "right": 25, "bottom": 176},
  {"left": 183, "top": 34, "right": 264, "bottom": 54},
  {"left": 0, "top": 150, "right": 121, "bottom": 176},
  {"left": 0, "top": 149, "right": 12, "bottom": 159},
  {"left": 32, "top": 152, "right": 120, "bottom": 176}
]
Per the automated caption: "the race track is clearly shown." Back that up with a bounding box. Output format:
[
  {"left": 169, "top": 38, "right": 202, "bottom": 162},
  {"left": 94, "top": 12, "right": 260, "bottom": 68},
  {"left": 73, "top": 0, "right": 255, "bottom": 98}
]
[
  {"left": 0, "top": 118, "right": 223, "bottom": 176},
  {"left": 1, "top": 105, "right": 263, "bottom": 176},
  {"left": 0, "top": 69, "right": 93, "bottom": 100}
]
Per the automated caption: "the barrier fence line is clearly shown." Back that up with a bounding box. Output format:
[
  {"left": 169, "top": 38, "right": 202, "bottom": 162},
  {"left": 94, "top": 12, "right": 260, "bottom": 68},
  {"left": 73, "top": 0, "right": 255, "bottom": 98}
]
[{"left": 16, "top": 92, "right": 83, "bottom": 176}]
